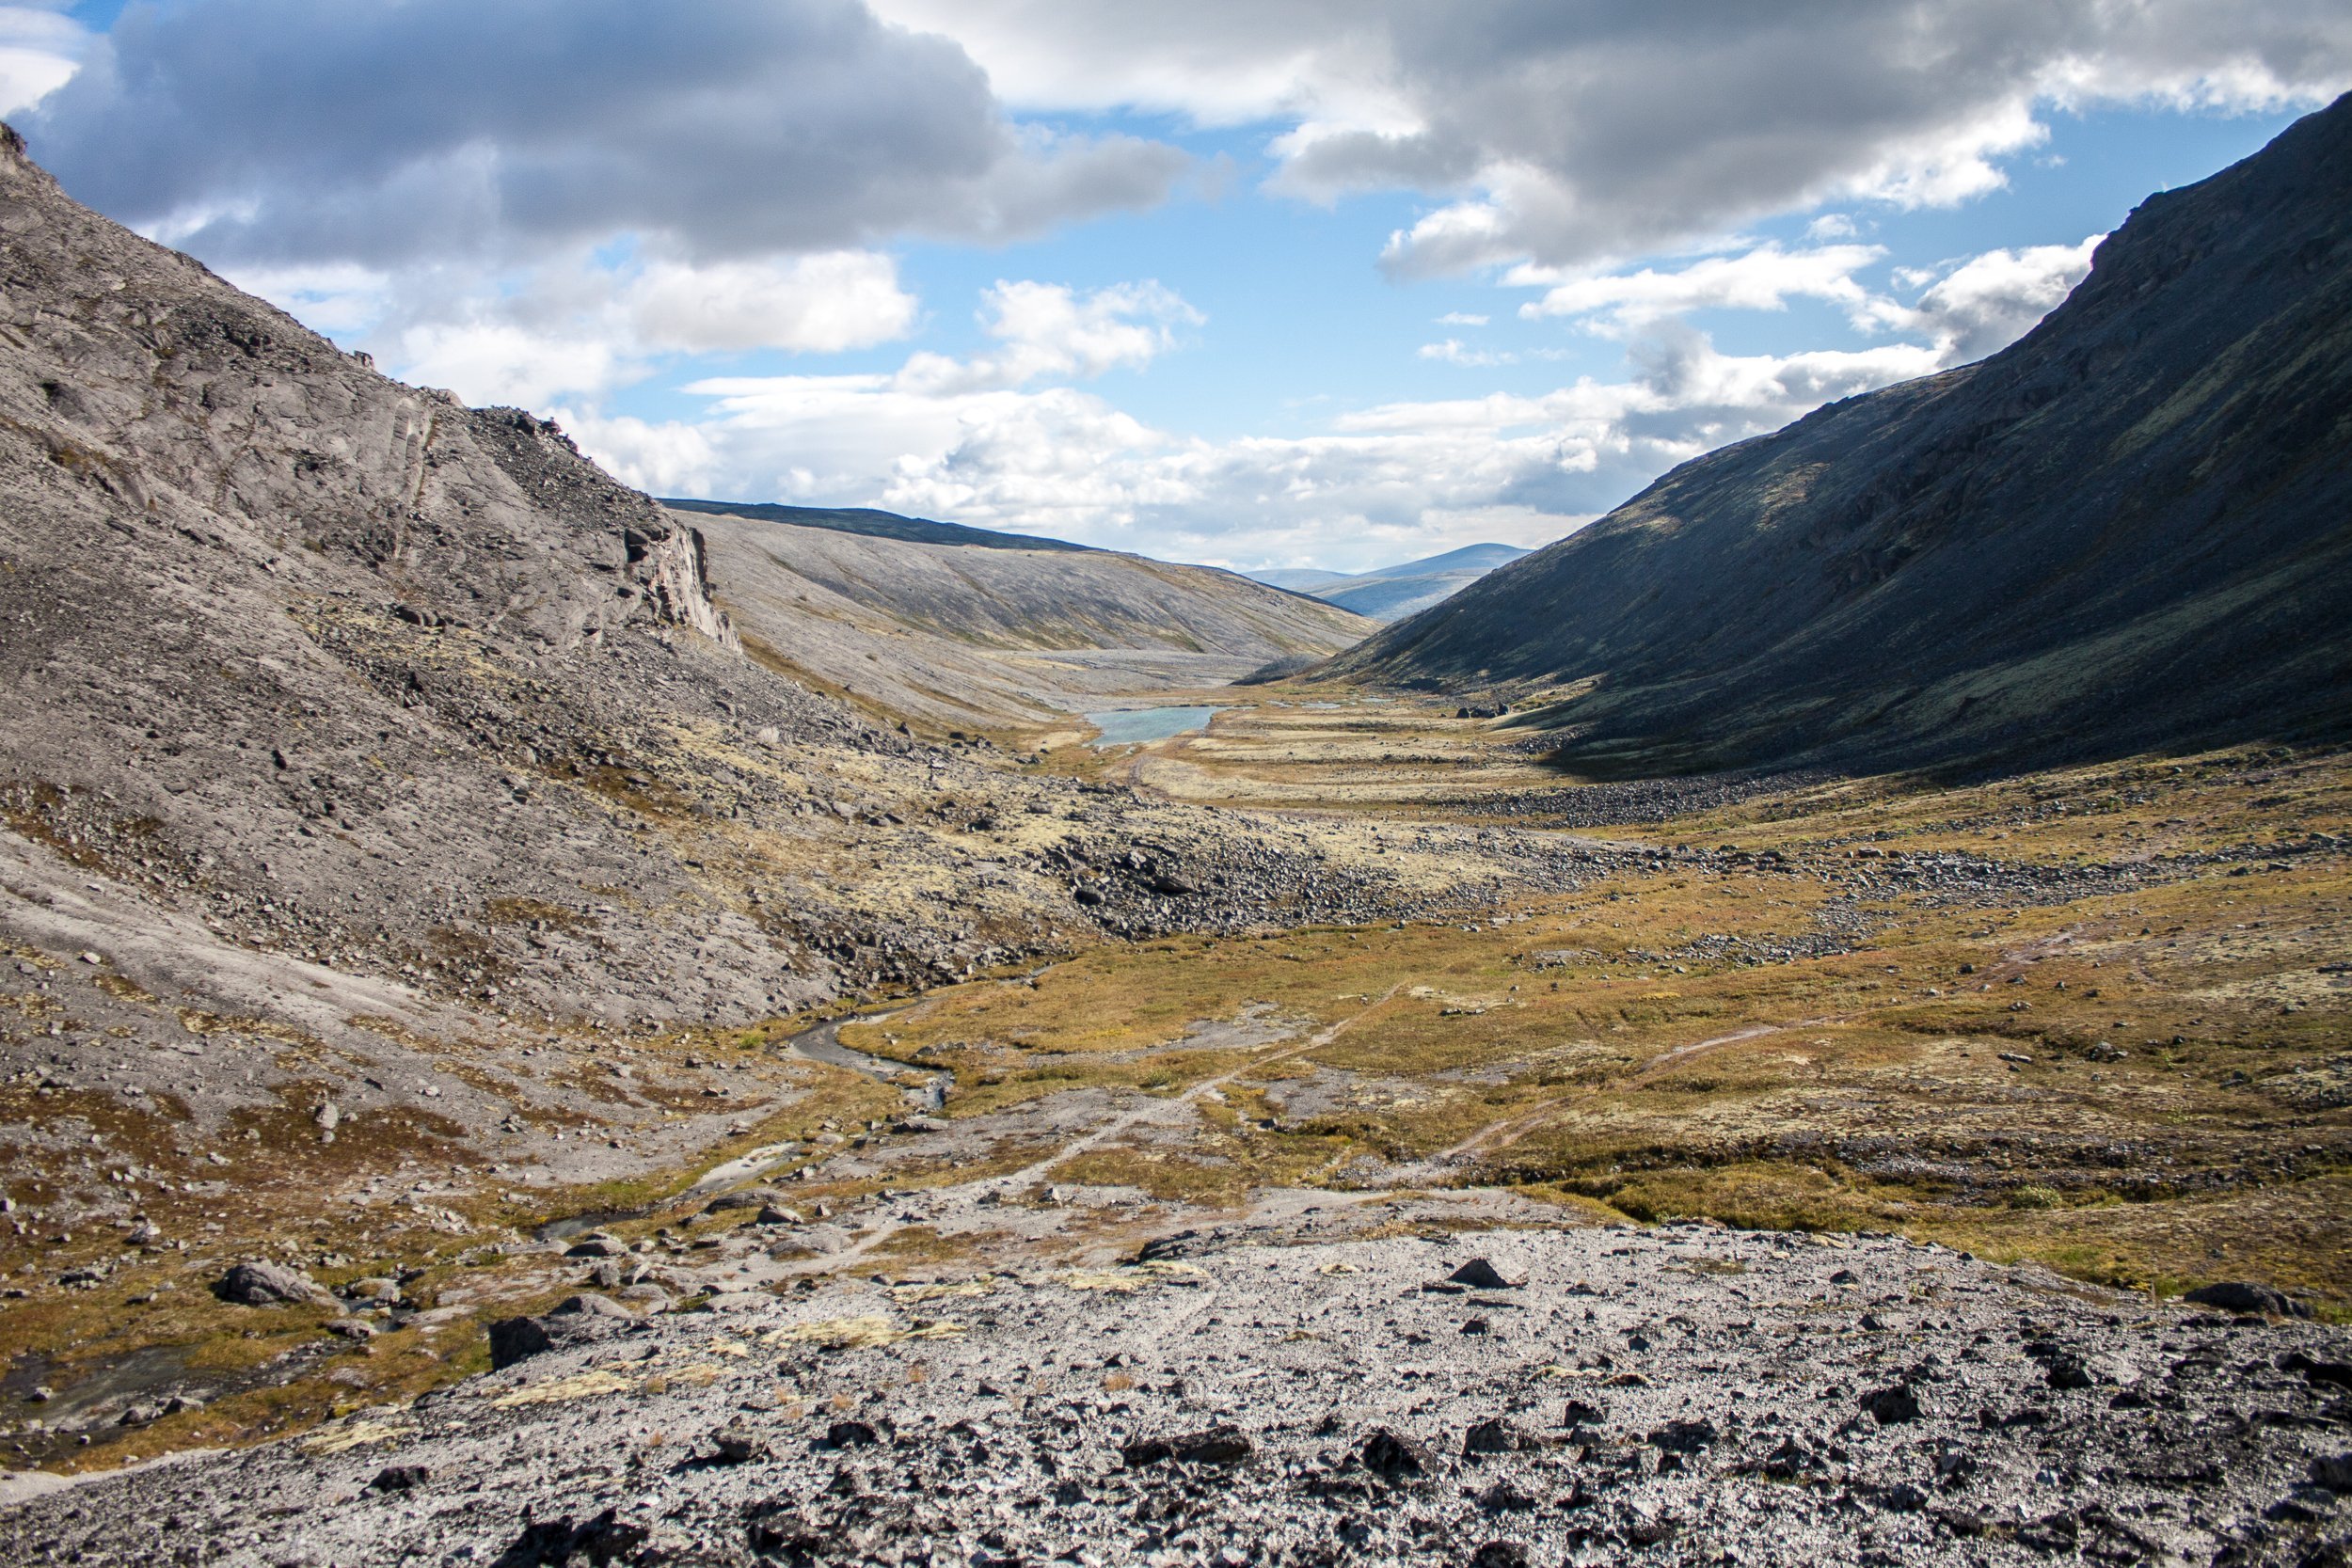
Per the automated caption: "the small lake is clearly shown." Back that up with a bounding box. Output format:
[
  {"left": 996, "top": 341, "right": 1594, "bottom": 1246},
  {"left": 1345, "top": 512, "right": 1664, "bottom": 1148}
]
[{"left": 1086, "top": 705, "right": 1226, "bottom": 747}]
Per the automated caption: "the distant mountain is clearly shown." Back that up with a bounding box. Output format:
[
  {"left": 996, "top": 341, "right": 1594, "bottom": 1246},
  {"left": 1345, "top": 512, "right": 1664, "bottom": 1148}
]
[
  {"left": 673, "top": 501, "right": 1375, "bottom": 727},
  {"left": 1328, "top": 94, "right": 2352, "bottom": 776},
  {"left": 1247, "top": 542, "right": 1530, "bottom": 623},
  {"left": 661, "top": 499, "right": 1089, "bottom": 554}
]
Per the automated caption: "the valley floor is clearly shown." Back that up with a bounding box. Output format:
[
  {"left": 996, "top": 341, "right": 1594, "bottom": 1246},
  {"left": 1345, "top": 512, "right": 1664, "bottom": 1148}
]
[{"left": 3, "top": 690, "right": 2349, "bottom": 1561}]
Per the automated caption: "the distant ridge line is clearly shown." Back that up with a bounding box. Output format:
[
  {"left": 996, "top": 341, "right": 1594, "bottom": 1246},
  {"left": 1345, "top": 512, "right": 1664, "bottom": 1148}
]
[{"left": 661, "top": 499, "right": 1093, "bottom": 554}]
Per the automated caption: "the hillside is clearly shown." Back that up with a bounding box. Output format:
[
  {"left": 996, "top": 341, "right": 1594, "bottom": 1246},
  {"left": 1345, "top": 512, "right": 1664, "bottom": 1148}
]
[
  {"left": 1248, "top": 541, "right": 1528, "bottom": 623},
  {"left": 1328, "top": 95, "right": 2352, "bottom": 776},
  {"left": 672, "top": 501, "right": 1374, "bottom": 728}
]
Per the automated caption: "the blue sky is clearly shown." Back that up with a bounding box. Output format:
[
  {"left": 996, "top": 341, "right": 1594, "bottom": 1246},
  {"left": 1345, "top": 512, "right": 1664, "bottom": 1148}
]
[{"left": 6, "top": 2, "right": 2345, "bottom": 571}]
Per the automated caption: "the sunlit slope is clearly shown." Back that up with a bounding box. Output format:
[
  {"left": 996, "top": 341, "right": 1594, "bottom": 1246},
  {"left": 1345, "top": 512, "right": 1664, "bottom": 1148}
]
[{"left": 677, "top": 502, "right": 1376, "bottom": 727}]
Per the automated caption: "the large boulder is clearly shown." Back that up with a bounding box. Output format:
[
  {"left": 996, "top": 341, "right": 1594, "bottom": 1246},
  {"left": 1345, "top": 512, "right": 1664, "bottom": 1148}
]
[{"left": 213, "top": 1260, "right": 329, "bottom": 1307}]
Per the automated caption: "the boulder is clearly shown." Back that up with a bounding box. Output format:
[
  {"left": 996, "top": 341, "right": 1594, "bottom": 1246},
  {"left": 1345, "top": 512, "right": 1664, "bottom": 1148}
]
[
  {"left": 2183, "top": 1281, "right": 2311, "bottom": 1319},
  {"left": 214, "top": 1259, "right": 329, "bottom": 1307}
]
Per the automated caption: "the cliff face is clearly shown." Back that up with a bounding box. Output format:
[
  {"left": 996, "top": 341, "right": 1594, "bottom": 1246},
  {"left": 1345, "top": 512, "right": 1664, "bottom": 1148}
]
[{"left": 1330, "top": 96, "right": 2352, "bottom": 777}]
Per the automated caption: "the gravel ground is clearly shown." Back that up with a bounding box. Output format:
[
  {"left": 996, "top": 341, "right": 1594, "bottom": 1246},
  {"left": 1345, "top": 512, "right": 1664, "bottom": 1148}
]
[{"left": 6, "top": 1223, "right": 2346, "bottom": 1567}]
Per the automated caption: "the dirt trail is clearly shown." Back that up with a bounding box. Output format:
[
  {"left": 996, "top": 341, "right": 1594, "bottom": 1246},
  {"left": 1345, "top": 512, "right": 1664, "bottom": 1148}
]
[{"left": 806, "top": 987, "right": 1411, "bottom": 1272}]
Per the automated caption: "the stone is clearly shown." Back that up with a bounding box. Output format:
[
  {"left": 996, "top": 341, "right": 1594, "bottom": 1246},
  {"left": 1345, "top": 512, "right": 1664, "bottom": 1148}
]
[
  {"left": 370, "top": 1465, "right": 430, "bottom": 1493},
  {"left": 823, "top": 1419, "right": 880, "bottom": 1449},
  {"left": 1469, "top": 1542, "right": 1528, "bottom": 1568},
  {"left": 1448, "top": 1259, "right": 1520, "bottom": 1290},
  {"left": 488, "top": 1316, "right": 554, "bottom": 1370},
  {"left": 1464, "top": 1418, "right": 1536, "bottom": 1456},
  {"left": 1361, "top": 1427, "right": 1433, "bottom": 1481},
  {"left": 2184, "top": 1281, "right": 2311, "bottom": 1319},
  {"left": 1649, "top": 1418, "right": 1717, "bottom": 1454},
  {"left": 709, "top": 1426, "right": 770, "bottom": 1465},
  {"left": 214, "top": 1259, "right": 328, "bottom": 1307},
  {"left": 1862, "top": 1385, "right": 1921, "bottom": 1425},
  {"left": 703, "top": 1188, "right": 784, "bottom": 1213},
  {"left": 551, "top": 1292, "right": 636, "bottom": 1320}
]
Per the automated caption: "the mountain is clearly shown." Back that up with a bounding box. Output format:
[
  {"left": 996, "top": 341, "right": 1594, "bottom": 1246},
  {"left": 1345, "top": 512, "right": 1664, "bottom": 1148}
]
[
  {"left": 0, "top": 118, "right": 1400, "bottom": 1048},
  {"left": 661, "top": 498, "right": 1089, "bottom": 554},
  {"left": 670, "top": 500, "right": 1375, "bottom": 727},
  {"left": 1247, "top": 542, "right": 1530, "bottom": 623},
  {"left": 1327, "top": 95, "right": 2352, "bottom": 776}
]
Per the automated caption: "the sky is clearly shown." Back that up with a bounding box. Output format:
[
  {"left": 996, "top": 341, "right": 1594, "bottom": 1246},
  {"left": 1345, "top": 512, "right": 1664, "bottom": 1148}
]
[{"left": 5, "top": 3, "right": 2348, "bottom": 573}]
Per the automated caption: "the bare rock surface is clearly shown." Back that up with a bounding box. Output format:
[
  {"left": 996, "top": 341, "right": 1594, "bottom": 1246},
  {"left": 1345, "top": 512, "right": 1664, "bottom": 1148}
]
[{"left": 5, "top": 1224, "right": 2346, "bottom": 1565}]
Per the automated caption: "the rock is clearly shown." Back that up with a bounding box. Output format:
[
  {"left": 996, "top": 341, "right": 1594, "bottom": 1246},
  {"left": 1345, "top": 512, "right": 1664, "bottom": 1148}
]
[
  {"left": 2044, "top": 1354, "right": 2096, "bottom": 1389},
  {"left": 703, "top": 1188, "right": 785, "bottom": 1213},
  {"left": 1477, "top": 1478, "right": 1541, "bottom": 1512},
  {"left": 1649, "top": 1418, "right": 1718, "bottom": 1454},
  {"left": 551, "top": 1292, "right": 636, "bottom": 1320},
  {"left": 214, "top": 1259, "right": 328, "bottom": 1307},
  {"left": 1361, "top": 1427, "right": 1433, "bottom": 1481},
  {"left": 1173, "top": 1426, "right": 1255, "bottom": 1465},
  {"left": 708, "top": 1426, "right": 770, "bottom": 1465},
  {"left": 2282, "top": 1352, "right": 2352, "bottom": 1390},
  {"left": 500, "top": 1510, "right": 649, "bottom": 1567},
  {"left": 1449, "top": 1259, "right": 1520, "bottom": 1290},
  {"left": 370, "top": 1465, "right": 430, "bottom": 1493},
  {"left": 326, "top": 1317, "right": 376, "bottom": 1340},
  {"left": 1464, "top": 1418, "right": 1535, "bottom": 1456},
  {"left": 488, "top": 1316, "right": 554, "bottom": 1370},
  {"left": 2312, "top": 1453, "right": 2352, "bottom": 1492},
  {"left": 822, "top": 1419, "right": 879, "bottom": 1449},
  {"left": 752, "top": 1205, "right": 803, "bottom": 1227},
  {"left": 562, "top": 1234, "right": 626, "bottom": 1259},
  {"left": 2184, "top": 1281, "right": 2312, "bottom": 1319},
  {"left": 1559, "top": 1398, "right": 1606, "bottom": 1429},
  {"left": 1861, "top": 1385, "right": 1921, "bottom": 1425},
  {"left": 1469, "top": 1542, "right": 1528, "bottom": 1568}
]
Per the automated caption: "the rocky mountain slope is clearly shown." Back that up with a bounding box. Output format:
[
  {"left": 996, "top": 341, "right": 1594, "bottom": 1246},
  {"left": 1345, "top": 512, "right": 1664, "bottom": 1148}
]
[
  {"left": 668, "top": 500, "right": 1373, "bottom": 728},
  {"left": 1328, "top": 95, "right": 2352, "bottom": 777},
  {"left": 0, "top": 118, "right": 1612, "bottom": 1260},
  {"left": 8, "top": 1220, "right": 2348, "bottom": 1566},
  {"left": 1252, "top": 542, "right": 1529, "bottom": 623}
]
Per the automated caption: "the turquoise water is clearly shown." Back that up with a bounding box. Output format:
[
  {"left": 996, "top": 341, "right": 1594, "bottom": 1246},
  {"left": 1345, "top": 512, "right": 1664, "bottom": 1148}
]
[{"left": 1086, "top": 705, "right": 1226, "bottom": 747}]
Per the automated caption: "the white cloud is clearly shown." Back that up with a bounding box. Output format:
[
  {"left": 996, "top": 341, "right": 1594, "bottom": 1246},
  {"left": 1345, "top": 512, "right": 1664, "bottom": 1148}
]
[
  {"left": 866, "top": 2, "right": 2352, "bottom": 275},
  {"left": 1418, "top": 339, "right": 1517, "bottom": 367},
  {"left": 1514, "top": 244, "right": 1889, "bottom": 333},
  {"left": 558, "top": 300, "right": 1978, "bottom": 572},
  {"left": 622, "top": 252, "right": 919, "bottom": 355},
  {"left": 0, "top": 4, "right": 86, "bottom": 116},
  {"left": 399, "top": 321, "right": 629, "bottom": 410},
  {"left": 896, "top": 279, "right": 1200, "bottom": 395},
  {"left": 1437, "top": 310, "right": 1489, "bottom": 325},
  {"left": 1859, "top": 235, "right": 2103, "bottom": 359}
]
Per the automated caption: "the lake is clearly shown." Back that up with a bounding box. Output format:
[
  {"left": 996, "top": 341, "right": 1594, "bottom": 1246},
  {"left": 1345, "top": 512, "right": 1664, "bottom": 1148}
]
[{"left": 1085, "top": 705, "right": 1226, "bottom": 747}]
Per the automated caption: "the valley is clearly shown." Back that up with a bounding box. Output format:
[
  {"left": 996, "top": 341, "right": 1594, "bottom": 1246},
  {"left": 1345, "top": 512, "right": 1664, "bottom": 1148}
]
[{"left": 0, "top": 85, "right": 2347, "bottom": 1568}]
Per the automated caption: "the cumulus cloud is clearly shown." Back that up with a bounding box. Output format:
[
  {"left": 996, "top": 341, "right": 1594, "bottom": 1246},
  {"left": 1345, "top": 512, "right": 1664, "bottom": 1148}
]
[
  {"left": 870, "top": 0, "right": 2352, "bottom": 275},
  {"left": 561, "top": 300, "right": 1970, "bottom": 571},
  {"left": 1514, "top": 244, "right": 1889, "bottom": 333},
  {"left": 0, "top": 5, "right": 86, "bottom": 116},
  {"left": 1859, "top": 236, "right": 2103, "bottom": 359},
  {"left": 23, "top": 0, "right": 1186, "bottom": 268}
]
